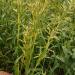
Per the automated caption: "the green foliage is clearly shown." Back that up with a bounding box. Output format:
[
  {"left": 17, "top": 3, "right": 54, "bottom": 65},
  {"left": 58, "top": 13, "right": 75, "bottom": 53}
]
[{"left": 0, "top": 0, "right": 75, "bottom": 75}]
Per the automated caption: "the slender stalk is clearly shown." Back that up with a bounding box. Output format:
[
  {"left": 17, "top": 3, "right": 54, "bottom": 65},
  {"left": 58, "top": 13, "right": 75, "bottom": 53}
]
[
  {"left": 14, "top": 0, "right": 21, "bottom": 75},
  {"left": 17, "top": 0, "right": 21, "bottom": 45}
]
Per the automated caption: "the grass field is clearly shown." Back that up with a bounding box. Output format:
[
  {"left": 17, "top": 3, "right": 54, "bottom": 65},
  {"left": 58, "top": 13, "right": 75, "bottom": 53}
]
[{"left": 0, "top": 0, "right": 75, "bottom": 75}]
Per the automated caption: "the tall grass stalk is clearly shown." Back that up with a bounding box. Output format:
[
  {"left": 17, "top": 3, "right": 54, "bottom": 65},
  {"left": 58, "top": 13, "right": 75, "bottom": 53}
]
[{"left": 14, "top": 0, "right": 21, "bottom": 75}]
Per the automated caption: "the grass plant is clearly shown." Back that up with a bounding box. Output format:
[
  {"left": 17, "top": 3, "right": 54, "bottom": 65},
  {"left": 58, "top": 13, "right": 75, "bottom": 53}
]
[{"left": 0, "top": 0, "right": 75, "bottom": 75}]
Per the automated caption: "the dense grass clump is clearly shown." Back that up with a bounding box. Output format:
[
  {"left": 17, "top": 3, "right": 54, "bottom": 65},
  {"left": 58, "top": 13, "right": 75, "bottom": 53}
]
[{"left": 0, "top": 0, "right": 75, "bottom": 75}]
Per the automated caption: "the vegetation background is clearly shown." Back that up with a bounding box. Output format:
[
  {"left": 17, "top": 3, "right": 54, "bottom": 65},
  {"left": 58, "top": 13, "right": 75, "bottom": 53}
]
[{"left": 0, "top": 0, "right": 75, "bottom": 75}]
